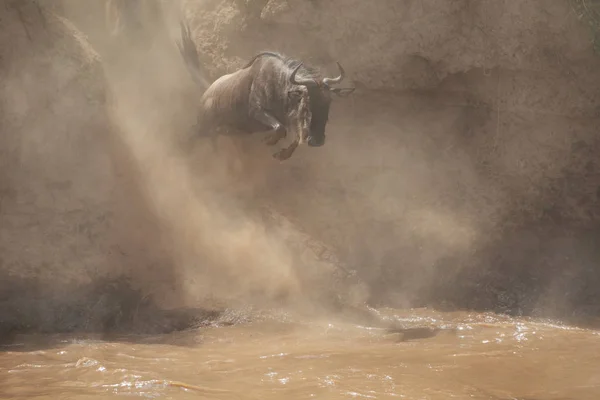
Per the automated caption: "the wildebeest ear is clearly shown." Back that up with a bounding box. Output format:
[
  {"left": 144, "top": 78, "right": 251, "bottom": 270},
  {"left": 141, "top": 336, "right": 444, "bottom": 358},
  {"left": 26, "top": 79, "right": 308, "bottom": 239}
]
[{"left": 330, "top": 87, "right": 356, "bottom": 97}]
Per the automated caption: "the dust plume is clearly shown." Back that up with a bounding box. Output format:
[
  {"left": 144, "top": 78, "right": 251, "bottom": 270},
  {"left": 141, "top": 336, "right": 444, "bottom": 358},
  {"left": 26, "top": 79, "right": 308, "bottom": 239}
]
[
  {"left": 35, "top": 0, "right": 363, "bottom": 322},
  {"left": 81, "top": 1, "right": 348, "bottom": 314}
]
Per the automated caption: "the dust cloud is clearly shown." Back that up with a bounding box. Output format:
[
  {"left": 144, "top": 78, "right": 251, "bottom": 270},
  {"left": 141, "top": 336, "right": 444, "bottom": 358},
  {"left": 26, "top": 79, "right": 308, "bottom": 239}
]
[{"left": 1, "top": 0, "right": 600, "bottom": 339}]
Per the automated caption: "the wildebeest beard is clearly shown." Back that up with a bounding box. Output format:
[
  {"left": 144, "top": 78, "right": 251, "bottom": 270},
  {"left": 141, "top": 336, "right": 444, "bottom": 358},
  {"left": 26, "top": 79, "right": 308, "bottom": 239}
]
[
  {"left": 287, "top": 88, "right": 313, "bottom": 146},
  {"left": 305, "top": 86, "right": 331, "bottom": 147}
]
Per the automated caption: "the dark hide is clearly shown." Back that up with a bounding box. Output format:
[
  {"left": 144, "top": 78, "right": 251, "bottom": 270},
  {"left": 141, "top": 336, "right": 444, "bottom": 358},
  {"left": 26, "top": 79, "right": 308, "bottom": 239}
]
[{"left": 177, "top": 21, "right": 355, "bottom": 161}]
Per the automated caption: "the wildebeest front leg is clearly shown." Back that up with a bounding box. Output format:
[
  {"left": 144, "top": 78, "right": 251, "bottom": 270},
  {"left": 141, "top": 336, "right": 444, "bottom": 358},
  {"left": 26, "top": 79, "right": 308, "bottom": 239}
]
[
  {"left": 250, "top": 109, "right": 287, "bottom": 146},
  {"left": 252, "top": 109, "right": 299, "bottom": 161}
]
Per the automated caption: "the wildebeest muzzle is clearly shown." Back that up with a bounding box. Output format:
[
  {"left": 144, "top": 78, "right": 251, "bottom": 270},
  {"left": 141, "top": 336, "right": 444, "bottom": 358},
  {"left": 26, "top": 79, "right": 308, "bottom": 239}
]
[{"left": 307, "top": 135, "right": 325, "bottom": 147}]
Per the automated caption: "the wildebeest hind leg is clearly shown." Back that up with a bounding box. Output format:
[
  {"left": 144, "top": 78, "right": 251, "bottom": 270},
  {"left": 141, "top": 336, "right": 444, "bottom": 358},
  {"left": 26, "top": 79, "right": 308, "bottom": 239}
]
[{"left": 273, "top": 138, "right": 299, "bottom": 161}]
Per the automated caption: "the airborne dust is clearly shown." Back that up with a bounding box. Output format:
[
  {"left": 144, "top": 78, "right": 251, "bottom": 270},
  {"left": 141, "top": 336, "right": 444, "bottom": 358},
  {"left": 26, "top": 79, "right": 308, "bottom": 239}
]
[{"left": 2, "top": 0, "right": 600, "bottom": 341}]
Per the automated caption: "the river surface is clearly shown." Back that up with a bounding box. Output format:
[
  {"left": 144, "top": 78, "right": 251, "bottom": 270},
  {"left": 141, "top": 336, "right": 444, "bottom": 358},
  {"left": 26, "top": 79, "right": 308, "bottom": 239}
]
[{"left": 2, "top": 308, "right": 600, "bottom": 399}]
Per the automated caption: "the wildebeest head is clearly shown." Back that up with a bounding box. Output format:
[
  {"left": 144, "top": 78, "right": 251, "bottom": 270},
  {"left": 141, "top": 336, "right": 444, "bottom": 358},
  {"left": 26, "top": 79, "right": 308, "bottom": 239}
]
[{"left": 287, "top": 61, "right": 355, "bottom": 147}]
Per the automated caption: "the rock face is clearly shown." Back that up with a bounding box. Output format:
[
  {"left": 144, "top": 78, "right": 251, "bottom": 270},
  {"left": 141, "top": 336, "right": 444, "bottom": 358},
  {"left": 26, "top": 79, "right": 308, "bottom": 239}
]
[
  {"left": 0, "top": 1, "right": 112, "bottom": 283},
  {"left": 0, "top": 1, "right": 183, "bottom": 335},
  {"left": 3, "top": 0, "right": 600, "bottom": 333},
  {"left": 180, "top": 0, "right": 600, "bottom": 319},
  {"left": 181, "top": 0, "right": 596, "bottom": 90}
]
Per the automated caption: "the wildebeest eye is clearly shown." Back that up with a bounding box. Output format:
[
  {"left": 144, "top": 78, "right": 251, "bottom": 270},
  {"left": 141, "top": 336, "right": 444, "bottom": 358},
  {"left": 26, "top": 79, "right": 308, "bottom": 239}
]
[{"left": 287, "top": 89, "right": 304, "bottom": 102}]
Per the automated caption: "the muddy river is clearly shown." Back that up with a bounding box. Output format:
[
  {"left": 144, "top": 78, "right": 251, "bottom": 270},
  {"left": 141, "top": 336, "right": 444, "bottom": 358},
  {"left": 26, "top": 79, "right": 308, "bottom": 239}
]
[{"left": 1, "top": 308, "right": 599, "bottom": 399}]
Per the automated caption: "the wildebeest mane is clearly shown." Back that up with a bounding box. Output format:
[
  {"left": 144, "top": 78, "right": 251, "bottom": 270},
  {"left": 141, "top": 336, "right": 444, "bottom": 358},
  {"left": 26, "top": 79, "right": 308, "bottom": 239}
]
[{"left": 242, "top": 51, "right": 323, "bottom": 82}]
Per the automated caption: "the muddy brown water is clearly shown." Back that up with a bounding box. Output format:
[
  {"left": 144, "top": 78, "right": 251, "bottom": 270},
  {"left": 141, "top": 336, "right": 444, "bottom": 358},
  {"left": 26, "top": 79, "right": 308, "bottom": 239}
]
[{"left": 1, "top": 308, "right": 599, "bottom": 399}]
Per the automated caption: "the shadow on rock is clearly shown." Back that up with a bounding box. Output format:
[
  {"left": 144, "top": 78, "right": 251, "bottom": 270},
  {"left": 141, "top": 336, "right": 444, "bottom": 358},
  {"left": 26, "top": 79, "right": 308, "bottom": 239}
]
[{"left": 0, "top": 273, "right": 231, "bottom": 350}]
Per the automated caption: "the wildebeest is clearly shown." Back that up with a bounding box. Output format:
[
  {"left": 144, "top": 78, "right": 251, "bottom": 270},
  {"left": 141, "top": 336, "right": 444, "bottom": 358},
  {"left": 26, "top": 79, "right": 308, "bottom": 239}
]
[{"left": 177, "top": 21, "right": 355, "bottom": 161}]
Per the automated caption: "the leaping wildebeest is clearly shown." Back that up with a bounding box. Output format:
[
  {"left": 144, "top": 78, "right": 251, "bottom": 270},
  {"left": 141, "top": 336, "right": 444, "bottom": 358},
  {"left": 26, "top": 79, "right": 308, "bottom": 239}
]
[{"left": 177, "top": 21, "right": 355, "bottom": 161}]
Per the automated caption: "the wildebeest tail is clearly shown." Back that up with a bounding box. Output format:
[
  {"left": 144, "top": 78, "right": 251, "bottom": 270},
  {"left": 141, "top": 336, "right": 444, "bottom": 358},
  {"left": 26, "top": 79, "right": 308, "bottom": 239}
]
[{"left": 176, "top": 19, "right": 211, "bottom": 92}]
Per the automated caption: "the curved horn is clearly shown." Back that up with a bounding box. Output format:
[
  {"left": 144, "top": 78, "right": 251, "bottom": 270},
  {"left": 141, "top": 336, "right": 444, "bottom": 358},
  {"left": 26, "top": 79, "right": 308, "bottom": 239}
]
[
  {"left": 322, "top": 62, "right": 346, "bottom": 86},
  {"left": 290, "top": 63, "right": 317, "bottom": 87}
]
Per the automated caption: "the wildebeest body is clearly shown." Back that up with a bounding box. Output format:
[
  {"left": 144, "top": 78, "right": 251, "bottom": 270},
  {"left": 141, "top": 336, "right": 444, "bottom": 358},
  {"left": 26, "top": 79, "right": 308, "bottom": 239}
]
[{"left": 177, "top": 22, "right": 355, "bottom": 161}]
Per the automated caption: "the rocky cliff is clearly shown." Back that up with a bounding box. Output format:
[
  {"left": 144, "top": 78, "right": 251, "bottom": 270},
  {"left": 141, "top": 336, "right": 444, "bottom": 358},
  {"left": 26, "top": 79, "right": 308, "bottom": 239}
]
[
  {"left": 180, "top": 0, "right": 600, "bottom": 319},
  {"left": 2, "top": 0, "right": 600, "bottom": 336}
]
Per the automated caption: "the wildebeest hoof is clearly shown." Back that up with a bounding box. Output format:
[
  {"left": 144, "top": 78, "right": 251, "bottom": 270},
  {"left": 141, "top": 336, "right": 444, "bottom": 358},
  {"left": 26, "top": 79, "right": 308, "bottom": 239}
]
[{"left": 272, "top": 149, "right": 292, "bottom": 161}]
